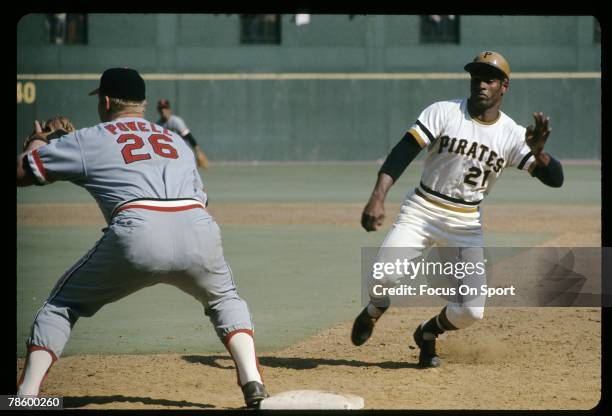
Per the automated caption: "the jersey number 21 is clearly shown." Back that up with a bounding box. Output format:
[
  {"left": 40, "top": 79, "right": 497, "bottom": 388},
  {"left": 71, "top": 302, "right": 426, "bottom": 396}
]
[{"left": 464, "top": 167, "right": 491, "bottom": 187}]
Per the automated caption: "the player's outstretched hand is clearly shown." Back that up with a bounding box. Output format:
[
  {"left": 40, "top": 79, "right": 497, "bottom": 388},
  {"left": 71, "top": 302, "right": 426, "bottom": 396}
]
[
  {"left": 525, "top": 112, "right": 551, "bottom": 155},
  {"left": 361, "top": 198, "right": 385, "bottom": 232}
]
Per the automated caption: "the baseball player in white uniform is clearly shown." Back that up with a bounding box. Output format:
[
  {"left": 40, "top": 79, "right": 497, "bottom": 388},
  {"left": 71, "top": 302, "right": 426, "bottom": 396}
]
[
  {"left": 16, "top": 68, "right": 268, "bottom": 407},
  {"left": 157, "top": 99, "right": 209, "bottom": 169},
  {"left": 351, "top": 51, "right": 564, "bottom": 368}
]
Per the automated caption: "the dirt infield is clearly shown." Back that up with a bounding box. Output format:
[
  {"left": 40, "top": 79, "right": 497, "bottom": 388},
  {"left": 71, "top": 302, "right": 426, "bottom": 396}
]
[
  {"left": 17, "top": 202, "right": 601, "bottom": 247},
  {"left": 16, "top": 201, "right": 601, "bottom": 409},
  {"left": 16, "top": 307, "right": 600, "bottom": 410}
]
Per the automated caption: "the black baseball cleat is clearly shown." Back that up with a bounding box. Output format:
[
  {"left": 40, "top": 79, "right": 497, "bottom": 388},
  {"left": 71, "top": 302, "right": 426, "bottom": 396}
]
[
  {"left": 241, "top": 381, "right": 269, "bottom": 409},
  {"left": 413, "top": 324, "right": 442, "bottom": 368},
  {"left": 351, "top": 306, "right": 379, "bottom": 346}
]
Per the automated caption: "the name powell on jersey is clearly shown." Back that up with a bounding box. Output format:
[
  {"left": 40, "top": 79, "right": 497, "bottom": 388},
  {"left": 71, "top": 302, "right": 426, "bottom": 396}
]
[
  {"left": 438, "top": 136, "right": 505, "bottom": 173},
  {"left": 104, "top": 121, "right": 171, "bottom": 136}
]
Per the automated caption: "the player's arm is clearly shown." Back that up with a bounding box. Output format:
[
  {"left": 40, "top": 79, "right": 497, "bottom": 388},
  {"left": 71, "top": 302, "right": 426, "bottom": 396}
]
[
  {"left": 17, "top": 121, "right": 51, "bottom": 187},
  {"left": 530, "top": 155, "right": 563, "bottom": 187},
  {"left": 17, "top": 145, "right": 46, "bottom": 187},
  {"left": 182, "top": 132, "right": 198, "bottom": 148},
  {"left": 185, "top": 134, "right": 209, "bottom": 168},
  {"left": 525, "top": 112, "right": 564, "bottom": 188},
  {"left": 17, "top": 119, "right": 85, "bottom": 188},
  {"left": 176, "top": 116, "right": 209, "bottom": 169},
  {"left": 18, "top": 118, "right": 80, "bottom": 187},
  {"left": 173, "top": 116, "right": 196, "bottom": 148},
  {"left": 362, "top": 132, "right": 423, "bottom": 231},
  {"left": 181, "top": 132, "right": 207, "bottom": 158}
]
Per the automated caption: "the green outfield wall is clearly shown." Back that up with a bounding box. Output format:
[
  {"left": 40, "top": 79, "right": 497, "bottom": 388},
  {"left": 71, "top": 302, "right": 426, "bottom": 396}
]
[{"left": 17, "top": 14, "right": 601, "bottom": 160}]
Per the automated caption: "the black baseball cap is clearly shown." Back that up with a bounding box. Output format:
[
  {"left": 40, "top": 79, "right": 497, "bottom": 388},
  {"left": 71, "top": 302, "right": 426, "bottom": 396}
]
[{"left": 88, "top": 68, "right": 146, "bottom": 100}]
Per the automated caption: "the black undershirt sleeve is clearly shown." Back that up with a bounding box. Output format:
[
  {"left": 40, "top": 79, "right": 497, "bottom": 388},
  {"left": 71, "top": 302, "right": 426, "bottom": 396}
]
[
  {"left": 530, "top": 155, "right": 564, "bottom": 188},
  {"left": 182, "top": 132, "right": 198, "bottom": 148},
  {"left": 379, "top": 132, "right": 423, "bottom": 182}
]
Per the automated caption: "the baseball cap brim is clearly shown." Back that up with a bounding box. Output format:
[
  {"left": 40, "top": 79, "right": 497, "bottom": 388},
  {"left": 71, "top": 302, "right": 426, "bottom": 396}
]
[
  {"left": 464, "top": 62, "right": 508, "bottom": 79},
  {"left": 88, "top": 88, "right": 100, "bottom": 96}
]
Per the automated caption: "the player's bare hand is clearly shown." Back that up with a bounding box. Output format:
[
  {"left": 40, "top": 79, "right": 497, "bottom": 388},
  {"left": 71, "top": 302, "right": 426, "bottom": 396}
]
[
  {"left": 525, "top": 112, "right": 551, "bottom": 155},
  {"left": 34, "top": 120, "right": 43, "bottom": 134},
  {"left": 361, "top": 198, "right": 385, "bottom": 232}
]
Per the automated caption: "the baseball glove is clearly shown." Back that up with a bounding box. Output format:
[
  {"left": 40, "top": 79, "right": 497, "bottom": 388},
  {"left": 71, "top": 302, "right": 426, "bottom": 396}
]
[{"left": 23, "top": 116, "right": 76, "bottom": 151}]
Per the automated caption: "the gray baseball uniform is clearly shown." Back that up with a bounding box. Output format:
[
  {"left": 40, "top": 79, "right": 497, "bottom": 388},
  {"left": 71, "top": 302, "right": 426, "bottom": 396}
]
[
  {"left": 158, "top": 114, "right": 190, "bottom": 137},
  {"left": 25, "top": 116, "right": 252, "bottom": 358}
]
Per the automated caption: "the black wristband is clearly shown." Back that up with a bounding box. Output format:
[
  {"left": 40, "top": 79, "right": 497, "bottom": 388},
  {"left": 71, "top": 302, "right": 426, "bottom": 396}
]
[
  {"left": 379, "top": 132, "right": 423, "bottom": 182},
  {"left": 182, "top": 132, "right": 198, "bottom": 148},
  {"left": 531, "top": 155, "right": 564, "bottom": 188}
]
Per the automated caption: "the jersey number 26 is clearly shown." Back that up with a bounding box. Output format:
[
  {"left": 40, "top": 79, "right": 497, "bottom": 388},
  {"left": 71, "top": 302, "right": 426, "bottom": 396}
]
[{"left": 117, "top": 133, "right": 178, "bottom": 164}]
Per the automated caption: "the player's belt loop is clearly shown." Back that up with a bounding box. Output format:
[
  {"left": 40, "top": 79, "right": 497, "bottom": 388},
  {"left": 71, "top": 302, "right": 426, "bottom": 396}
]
[
  {"left": 414, "top": 189, "right": 479, "bottom": 213},
  {"left": 111, "top": 199, "right": 207, "bottom": 218}
]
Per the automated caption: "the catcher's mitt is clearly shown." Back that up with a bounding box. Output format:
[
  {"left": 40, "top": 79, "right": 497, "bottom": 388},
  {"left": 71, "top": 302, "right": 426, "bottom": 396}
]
[{"left": 23, "top": 116, "right": 76, "bottom": 151}]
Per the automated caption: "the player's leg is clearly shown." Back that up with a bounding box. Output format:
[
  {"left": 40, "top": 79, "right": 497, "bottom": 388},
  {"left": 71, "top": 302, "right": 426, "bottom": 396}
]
[
  {"left": 414, "top": 220, "right": 486, "bottom": 368},
  {"left": 164, "top": 211, "right": 267, "bottom": 408},
  {"left": 414, "top": 279, "right": 485, "bottom": 367},
  {"left": 18, "top": 243, "right": 102, "bottom": 396},
  {"left": 18, "top": 223, "right": 156, "bottom": 396},
  {"left": 16, "top": 345, "right": 57, "bottom": 396},
  {"left": 352, "top": 199, "right": 434, "bottom": 346}
]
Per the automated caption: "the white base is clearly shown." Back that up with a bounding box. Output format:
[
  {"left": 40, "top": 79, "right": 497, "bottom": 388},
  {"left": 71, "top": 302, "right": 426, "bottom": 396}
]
[{"left": 259, "top": 389, "right": 364, "bottom": 410}]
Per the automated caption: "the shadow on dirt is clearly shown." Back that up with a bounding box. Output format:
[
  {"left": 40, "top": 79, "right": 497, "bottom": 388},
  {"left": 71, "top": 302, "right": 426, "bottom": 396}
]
[
  {"left": 182, "top": 354, "right": 419, "bottom": 370},
  {"left": 62, "top": 395, "right": 215, "bottom": 409}
]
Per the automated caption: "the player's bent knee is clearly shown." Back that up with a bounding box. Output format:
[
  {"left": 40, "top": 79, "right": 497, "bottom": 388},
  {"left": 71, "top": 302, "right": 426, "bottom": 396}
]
[{"left": 445, "top": 304, "right": 484, "bottom": 329}]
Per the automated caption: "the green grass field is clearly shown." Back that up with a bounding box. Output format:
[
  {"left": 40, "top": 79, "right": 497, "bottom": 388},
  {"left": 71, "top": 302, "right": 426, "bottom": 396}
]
[
  {"left": 16, "top": 162, "right": 600, "bottom": 357},
  {"left": 16, "top": 162, "right": 600, "bottom": 205}
]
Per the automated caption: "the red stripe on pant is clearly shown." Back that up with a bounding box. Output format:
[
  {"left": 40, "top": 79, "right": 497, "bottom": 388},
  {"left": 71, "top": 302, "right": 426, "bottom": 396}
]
[
  {"left": 222, "top": 329, "right": 264, "bottom": 387},
  {"left": 114, "top": 203, "right": 205, "bottom": 215}
]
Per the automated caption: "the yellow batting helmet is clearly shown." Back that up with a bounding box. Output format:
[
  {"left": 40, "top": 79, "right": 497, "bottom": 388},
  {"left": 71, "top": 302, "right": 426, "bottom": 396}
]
[{"left": 464, "top": 51, "right": 511, "bottom": 79}]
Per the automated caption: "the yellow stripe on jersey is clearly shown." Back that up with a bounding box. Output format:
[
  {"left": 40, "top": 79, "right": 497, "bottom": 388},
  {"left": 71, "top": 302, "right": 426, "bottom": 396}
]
[
  {"left": 408, "top": 128, "right": 427, "bottom": 148},
  {"left": 470, "top": 110, "right": 502, "bottom": 125},
  {"left": 415, "top": 189, "right": 479, "bottom": 213}
]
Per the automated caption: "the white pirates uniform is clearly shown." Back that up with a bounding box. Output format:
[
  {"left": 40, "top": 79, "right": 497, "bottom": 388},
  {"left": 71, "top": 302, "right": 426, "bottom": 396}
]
[{"left": 372, "top": 98, "right": 535, "bottom": 328}]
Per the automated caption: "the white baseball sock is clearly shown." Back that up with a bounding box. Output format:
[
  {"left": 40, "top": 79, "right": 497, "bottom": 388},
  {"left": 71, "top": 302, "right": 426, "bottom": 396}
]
[
  {"left": 227, "top": 332, "right": 262, "bottom": 386},
  {"left": 17, "top": 350, "right": 54, "bottom": 396}
]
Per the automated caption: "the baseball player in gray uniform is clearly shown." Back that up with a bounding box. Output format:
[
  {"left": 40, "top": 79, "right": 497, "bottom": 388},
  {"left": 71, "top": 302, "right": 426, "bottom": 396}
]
[
  {"left": 351, "top": 51, "right": 564, "bottom": 368},
  {"left": 16, "top": 68, "right": 268, "bottom": 408},
  {"left": 157, "top": 99, "right": 209, "bottom": 169}
]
